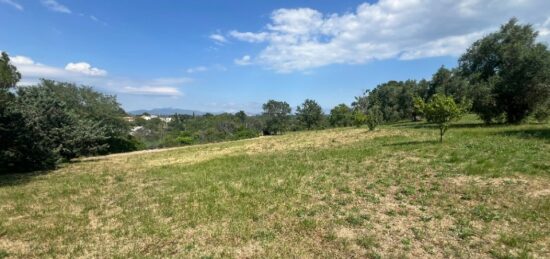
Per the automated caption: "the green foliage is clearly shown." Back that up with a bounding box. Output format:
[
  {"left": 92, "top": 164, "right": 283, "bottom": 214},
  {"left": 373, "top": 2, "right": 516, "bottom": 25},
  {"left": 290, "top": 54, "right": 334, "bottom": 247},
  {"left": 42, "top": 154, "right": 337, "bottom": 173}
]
[
  {"left": 459, "top": 18, "right": 550, "bottom": 123},
  {"left": 15, "top": 86, "right": 109, "bottom": 160},
  {"left": 175, "top": 131, "right": 195, "bottom": 145},
  {"left": 329, "top": 103, "right": 353, "bottom": 127},
  {"left": 0, "top": 53, "right": 139, "bottom": 172},
  {"left": 262, "top": 100, "right": 291, "bottom": 135},
  {"left": 140, "top": 112, "right": 264, "bottom": 149},
  {"left": 421, "top": 94, "right": 464, "bottom": 142},
  {"left": 365, "top": 106, "right": 383, "bottom": 131},
  {"left": 0, "top": 52, "right": 21, "bottom": 90},
  {"left": 296, "top": 99, "right": 323, "bottom": 130},
  {"left": 233, "top": 127, "right": 259, "bottom": 140},
  {"left": 0, "top": 104, "right": 57, "bottom": 172},
  {"left": 352, "top": 111, "right": 367, "bottom": 127},
  {"left": 533, "top": 100, "right": 550, "bottom": 123},
  {"left": 429, "top": 66, "right": 470, "bottom": 103},
  {"left": 36, "top": 80, "right": 136, "bottom": 153}
]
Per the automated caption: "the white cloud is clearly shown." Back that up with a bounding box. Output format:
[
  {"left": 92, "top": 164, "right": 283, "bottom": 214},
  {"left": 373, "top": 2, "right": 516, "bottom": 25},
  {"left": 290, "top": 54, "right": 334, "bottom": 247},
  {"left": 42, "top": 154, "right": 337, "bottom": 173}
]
[
  {"left": 234, "top": 55, "right": 252, "bottom": 66},
  {"left": 209, "top": 33, "right": 228, "bottom": 44},
  {"left": 121, "top": 86, "right": 182, "bottom": 96},
  {"left": 10, "top": 56, "right": 34, "bottom": 65},
  {"left": 150, "top": 77, "right": 192, "bottom": 85},
  {"left": 186, "top": 66, "right": 208, "bottom": 73},
  {"left": 230, "top": 0, "right": 550, "bottom": 72},
  {"left": 229, "top": 31, "right": 269, "bottom": 43},
  {"left": 41, "top": 0, "right": 71, "bottom": 14},
  {"left": 186, "top": 64, "right": 228, "bottom": 73},
  {"left": 0, "top": 0, "right": 23, "bottom": 11},
  {"left": 65, "top": 62, "right": 107, "bottom": 76},
  {"left": 9, "top": 54, "right": 186, "bottom": 97},
  {"left": 11, "top": 55, "right": 73, "bottom": 79}
]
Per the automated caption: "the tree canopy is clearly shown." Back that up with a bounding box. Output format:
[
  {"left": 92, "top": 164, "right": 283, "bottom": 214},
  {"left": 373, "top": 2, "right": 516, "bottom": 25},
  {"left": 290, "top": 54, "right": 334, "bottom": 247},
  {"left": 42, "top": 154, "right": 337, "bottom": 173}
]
[
  {"left": 296, "top": 99, "right": 324, "bottom": 130},
  {"left": 262, "top": 100, "right": 292, "bottom": 135},
  {"left": 459, "top": 18, "right": 550, "bottom": 123}
]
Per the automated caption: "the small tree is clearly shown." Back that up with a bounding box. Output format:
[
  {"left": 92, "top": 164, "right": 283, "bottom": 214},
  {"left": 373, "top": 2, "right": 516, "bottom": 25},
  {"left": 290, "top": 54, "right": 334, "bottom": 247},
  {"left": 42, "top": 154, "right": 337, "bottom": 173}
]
[
  {"left": 352, "top": 111, "right": 367, "bottom": 127},
  {"left": 421, "top": 94, "right": 464, "bottom": 143},
  {"left": 296, "top": 99, "right": 323, "bottom": 130},
  {"left": 365, "top": 106, "right": 383, "bottom": 130}
]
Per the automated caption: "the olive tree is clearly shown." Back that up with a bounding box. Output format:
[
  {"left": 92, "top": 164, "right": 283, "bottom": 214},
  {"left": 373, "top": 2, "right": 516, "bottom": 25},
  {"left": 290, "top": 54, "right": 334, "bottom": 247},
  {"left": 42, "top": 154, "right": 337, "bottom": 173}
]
[{"left": 459, "top": 18, "right": 550, "bottom": 123}]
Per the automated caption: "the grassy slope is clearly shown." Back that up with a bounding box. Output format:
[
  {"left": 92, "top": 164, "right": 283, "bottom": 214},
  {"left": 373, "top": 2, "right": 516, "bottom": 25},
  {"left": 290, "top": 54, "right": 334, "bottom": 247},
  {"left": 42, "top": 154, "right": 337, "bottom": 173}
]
[{"left": 1, "top": 118, "right": 549, "bottom": 258}]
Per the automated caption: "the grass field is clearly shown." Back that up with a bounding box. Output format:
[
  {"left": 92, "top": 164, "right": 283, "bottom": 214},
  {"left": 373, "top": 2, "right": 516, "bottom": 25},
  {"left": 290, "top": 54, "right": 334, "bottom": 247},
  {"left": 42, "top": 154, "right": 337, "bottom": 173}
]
[{"left": 1, "top": 117, "right": 549, "bottom": 258}]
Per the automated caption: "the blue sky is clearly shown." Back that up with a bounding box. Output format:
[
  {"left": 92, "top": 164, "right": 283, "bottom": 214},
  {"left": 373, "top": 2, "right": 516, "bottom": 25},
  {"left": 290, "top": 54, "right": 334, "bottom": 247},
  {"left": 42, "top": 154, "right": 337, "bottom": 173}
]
[{"left": 2, "top": 0, "right": 550, "bottom": 113}]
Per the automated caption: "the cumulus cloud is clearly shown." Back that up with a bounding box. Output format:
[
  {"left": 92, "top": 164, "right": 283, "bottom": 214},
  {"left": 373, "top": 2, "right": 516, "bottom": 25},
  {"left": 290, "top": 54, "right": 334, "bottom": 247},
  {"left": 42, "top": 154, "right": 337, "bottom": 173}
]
[
  {"left": 9, "top": 54, "right": 186, "bottom": 97},
  {"left": 65, "top": 62, "right": 107, "bottom": 76},
  {"left": 41, "top": 0, "right": 71, "bottom": 14},
  {"left": 209, "top": 33, "right": 228, "bottom": 44},
  {"left": 1, "top": 0, "right": 23, "bottom": 11},
  {"left": 234, "top": 55, "right": 252, "bottom": 66},
  {"left": 229, "top": 0, "right": 550, "bottom": 72},
  {"left": 11, "top": 55, "right": 73, "bottom": 79}
]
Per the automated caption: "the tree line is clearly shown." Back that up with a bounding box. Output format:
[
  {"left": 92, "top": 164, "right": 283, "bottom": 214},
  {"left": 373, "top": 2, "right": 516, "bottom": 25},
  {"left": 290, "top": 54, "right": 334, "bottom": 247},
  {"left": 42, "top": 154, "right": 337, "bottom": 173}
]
[
  {"left": 1, "top": 18, "right": 549, "bottom": 172},
  {"left": 0, "top": 63, "right": 142, "bottom": 172}
]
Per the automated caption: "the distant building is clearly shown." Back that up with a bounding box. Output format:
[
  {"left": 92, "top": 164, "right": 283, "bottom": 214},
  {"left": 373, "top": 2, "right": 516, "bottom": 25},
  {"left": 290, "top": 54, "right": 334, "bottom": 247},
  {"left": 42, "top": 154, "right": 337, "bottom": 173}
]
[
  {"left": 141, "top": 115, "right": 158, "bottom": 120},
  {"left": 160, "top": 117, "right": 172, "bottom": 123},
  {"left": 123, "top": 116, "right": 135, "bottom": 122}
]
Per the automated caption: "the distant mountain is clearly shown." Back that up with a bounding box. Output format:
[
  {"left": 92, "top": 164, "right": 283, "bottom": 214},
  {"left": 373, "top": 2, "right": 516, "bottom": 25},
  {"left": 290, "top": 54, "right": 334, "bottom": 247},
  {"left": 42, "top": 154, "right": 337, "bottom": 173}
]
[{"left": 129, "top": 108, "right": 206, "bottom": 116}]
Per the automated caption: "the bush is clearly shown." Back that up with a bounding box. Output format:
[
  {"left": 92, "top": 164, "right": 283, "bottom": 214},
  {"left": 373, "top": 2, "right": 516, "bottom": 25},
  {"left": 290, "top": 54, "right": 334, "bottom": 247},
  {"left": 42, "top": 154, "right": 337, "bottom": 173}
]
[
  {"left": 234, "top": 127, "right": 259, "bottom": 140},
  {"left": 352, "top": 111, "right": 367, "bottom": 127},
  {"left": 365, "top": 107, "right": 383, "bottom": 131},
  {"left": 175, "top": 131, "right": 195, "bottom": 145}
]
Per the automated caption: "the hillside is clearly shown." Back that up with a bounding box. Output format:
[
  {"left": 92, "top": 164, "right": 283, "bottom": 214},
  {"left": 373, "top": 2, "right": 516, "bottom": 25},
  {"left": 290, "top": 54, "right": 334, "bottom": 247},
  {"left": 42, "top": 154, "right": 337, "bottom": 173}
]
[
  {"left": 129, "top": 108, "right": 207, "bottom": 116},
  {"left": 1, "top": 119, "right": 549, "bottom": 258}
]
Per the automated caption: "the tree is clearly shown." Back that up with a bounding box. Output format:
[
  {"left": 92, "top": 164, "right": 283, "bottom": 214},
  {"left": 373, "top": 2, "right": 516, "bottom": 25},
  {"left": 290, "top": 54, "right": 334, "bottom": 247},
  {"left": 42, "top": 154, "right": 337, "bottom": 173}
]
[
  {"left": 365, "top": 106, "right": 383, "bottom": 130},
  {"left": 15, "top": 86, "right": 109, "bottom": 160},
  {"left": 296, "top": 99, "right": 323, "bottom": 130},
  {"left": 35, "top": 80, "right": 140, "bottom": 153},
  {"left": 429, "top": 66, "right": 470, "bottom": 103},
  {"left": 262, "top": 100, "right": 291, "bottom": 135},
  {"left": 358, "top": 80, "right": 418, "bottom": 122},
  {"left": 0, "top": 52, "right": 21, "bottom": 90},
  {"left": 420, "top": 94, "right": 465, "bottom": 143},
  {"left": 235, "top": 110, "right": 247, "bottom": 124},
  {"left": 352, "top": 111, "right": 367, "bottom": 128},
  {"left": 459, "top": 18, "right": 550, "bottom": 123},
  {"left": 329, "top": 104, "right": 353, "bottom": 127}
]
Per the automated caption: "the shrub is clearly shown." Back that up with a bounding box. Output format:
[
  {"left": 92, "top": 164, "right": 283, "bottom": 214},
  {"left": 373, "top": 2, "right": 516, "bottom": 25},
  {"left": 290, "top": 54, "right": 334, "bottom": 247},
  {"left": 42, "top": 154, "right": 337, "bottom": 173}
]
[
  {"left": 365, "top": 107, "right": 383, "bottom": 131},
  {"left": 352, "top": 111, "right": 367, "bottom": 127}
]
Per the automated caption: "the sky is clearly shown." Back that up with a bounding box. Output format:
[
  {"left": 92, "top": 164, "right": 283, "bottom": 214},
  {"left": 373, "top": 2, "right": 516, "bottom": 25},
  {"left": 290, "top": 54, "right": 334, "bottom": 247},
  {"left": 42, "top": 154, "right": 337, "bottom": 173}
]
[{"left": 1, "top": 0, "right": 550, "bottom": 113}]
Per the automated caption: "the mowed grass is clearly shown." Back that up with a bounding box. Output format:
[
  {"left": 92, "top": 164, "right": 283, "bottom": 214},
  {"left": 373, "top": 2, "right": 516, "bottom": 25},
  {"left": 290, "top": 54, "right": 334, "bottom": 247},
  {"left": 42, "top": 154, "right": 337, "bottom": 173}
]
[{"left": 1, "top": 117, "right": 549, "bottom": 258}]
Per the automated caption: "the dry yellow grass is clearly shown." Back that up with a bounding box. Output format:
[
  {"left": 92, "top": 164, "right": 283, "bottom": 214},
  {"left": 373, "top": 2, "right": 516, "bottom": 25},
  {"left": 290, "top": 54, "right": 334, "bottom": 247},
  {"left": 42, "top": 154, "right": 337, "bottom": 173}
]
[{"left": 1, "top": 124, "right": 549, "bottom": 258}]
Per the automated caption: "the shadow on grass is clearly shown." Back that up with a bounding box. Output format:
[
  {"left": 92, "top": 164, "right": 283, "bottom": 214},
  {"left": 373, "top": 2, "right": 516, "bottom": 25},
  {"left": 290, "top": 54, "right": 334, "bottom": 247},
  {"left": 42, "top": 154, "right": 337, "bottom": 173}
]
[
  {"left": 0, "top": 170, "right": 50, "bottom": 187},
  {"left": 495, "top": 128, "right": 550, "bottom": 141},
  {"left": 389, "top": 121, "right": 491, "bottom": 129},
  {"left": 385, "top": 140, "right": 439, "bottom": 147}
]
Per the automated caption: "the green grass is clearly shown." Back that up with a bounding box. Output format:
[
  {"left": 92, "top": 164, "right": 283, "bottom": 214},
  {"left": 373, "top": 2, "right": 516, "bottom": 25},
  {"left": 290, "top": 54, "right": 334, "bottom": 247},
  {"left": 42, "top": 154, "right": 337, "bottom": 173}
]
[{"left": 1, "top": 117, "right": 549, "bottom": 258}]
